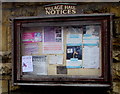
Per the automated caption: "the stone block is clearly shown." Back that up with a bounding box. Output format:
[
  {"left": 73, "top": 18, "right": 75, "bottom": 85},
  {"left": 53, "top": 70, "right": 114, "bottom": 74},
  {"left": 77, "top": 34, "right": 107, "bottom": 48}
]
[
  {"left": 9, "top": 80, "right": 20, "bottom": 91},
  {"left": 110, "top": 6, "right": 120, "bottom": 17},
  {"left": 113, "top": 63, "right": 120, "bottom": 80},
  {"left": 2, "top": 9, "right": 11, "bottom": 24},
  {"left": 0, "top": 63, "right": 12, "bottom": 75},
  {"left": 2, "top": 25, "right": 7, "bottom": 51},
  {"left": 0, "top": 80, "right": 2, "bottom": 94},
  {"left": 0, "top": 80, "right": 8, "bottom": 93},
  {"left": 113, "top": 81, "right": 120, "bottom": 94},
  {"left": 0, "top": 24, "right": 2, "bottom": 51}
]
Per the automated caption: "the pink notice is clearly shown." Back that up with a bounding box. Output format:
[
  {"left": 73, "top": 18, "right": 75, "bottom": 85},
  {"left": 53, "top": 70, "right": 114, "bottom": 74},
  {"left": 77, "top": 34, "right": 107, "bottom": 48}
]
[{"left": 22, "top": 32, "right": 42, "bottom": 43}]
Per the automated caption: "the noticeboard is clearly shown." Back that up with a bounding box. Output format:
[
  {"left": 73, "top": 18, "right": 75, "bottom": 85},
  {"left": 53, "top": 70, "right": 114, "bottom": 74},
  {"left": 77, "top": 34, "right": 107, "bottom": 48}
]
[{"left": 12, "top": 14, "right": 113, "bottom": 87}]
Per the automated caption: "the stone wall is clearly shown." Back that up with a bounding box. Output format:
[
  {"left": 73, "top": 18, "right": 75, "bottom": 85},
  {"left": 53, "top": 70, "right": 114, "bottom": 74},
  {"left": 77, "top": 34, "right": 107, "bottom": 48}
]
[{"left": 0, "top": 2, "right": 120, "bottom": 94}]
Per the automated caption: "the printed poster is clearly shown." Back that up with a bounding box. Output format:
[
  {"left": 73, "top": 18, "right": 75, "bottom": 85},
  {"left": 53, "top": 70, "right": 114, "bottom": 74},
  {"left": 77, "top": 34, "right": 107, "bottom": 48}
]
[
  {"left": 22, "top": 56, "right": 33, "bottom": 72},
  {"left": 82, "top": 25, "right": 100, "bottom": 68},
  {"left": 43, "top": 27, "right": 63, "bottom": 54},
  {"left": 66, "top": 33, "right": 83, "bottom": 68},
  {"left": 22, "top": 32, "right": 42, "bottom": 43}
]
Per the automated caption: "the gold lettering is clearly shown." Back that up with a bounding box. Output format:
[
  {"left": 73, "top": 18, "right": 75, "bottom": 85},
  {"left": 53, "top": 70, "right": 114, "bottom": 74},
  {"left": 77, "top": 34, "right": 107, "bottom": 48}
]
[
  {"left": 46, "top": 10, "right": 51, "bottom": 15},
  {"left": 62, "top": 10, "right": 67, "bottom": 14},
  {"left": 56, "top": 10, "right": 60, "bottom": 14},
  {"left": 67, "top": 10, "right": 71, "bottom": 14},
  {"left": 51, "top": 10, "right": 56, "bottom": 14},
  {"left": 45, "top": 7, "right": 48, "bottom": 10},
  {"left": 64, "top": 5, "right": 68, "bottom": 9},
  {"left": 45, "top": 7, "right": 51, "bottom": 10},
  {"left": 54, "top": 6, "right": 59, "bottom": 10},
  {"left": 64, "top": 5, "right": 75, "bottom": 9},
  {"left": 60, "top": 5, "right": 63, "bottom": 9},
  {"left": 53, "top": 5, "right": 63, "bottom": 10},
  {"left": 71, "top": 9, "right": 76, "bottom": 14},
  {"left": 45, "top": 5, "right": 76, "bottom": 15},
  {"left": 60, "top": 10, "right": 63, "bottom": 14}
]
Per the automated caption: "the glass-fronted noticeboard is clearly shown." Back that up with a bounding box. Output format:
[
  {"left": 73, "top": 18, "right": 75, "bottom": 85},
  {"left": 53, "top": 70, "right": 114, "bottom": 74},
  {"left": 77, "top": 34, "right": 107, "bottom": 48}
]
[{"left": 12, "top": 14, "right": 113, "bottom": 87}]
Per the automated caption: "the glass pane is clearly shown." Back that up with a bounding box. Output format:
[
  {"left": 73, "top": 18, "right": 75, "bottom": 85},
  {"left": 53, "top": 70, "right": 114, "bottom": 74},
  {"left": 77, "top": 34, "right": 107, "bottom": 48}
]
[{"left": 21, "top": 24, "right": 101, "bottom": 76}]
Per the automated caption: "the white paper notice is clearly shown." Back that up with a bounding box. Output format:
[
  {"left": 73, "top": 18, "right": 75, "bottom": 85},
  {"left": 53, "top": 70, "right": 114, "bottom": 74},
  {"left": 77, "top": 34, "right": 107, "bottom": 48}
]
[
  {"left": 83, "top": 46, "right": 99, "bottom": 68},
  {"left": 32, "top": 56, "right": 47, "bottom": 75},
  {"left": 49, "top": 55, "right": 63, "bottom": 64},
  {"left": 22, "top": 56, "right": 33, "bottom": 72}
]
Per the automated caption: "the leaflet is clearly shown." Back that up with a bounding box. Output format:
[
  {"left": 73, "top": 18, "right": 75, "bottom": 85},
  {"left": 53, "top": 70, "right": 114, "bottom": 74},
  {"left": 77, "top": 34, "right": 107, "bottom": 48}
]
[{"left": 22, "top": 56, "right": 33, "bottom": 72}]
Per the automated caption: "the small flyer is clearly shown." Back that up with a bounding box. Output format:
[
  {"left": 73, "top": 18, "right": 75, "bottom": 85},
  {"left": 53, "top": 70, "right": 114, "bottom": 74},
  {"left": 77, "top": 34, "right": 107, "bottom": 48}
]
[
  {"left": 49, "top": 55, "right": 63, "bottom": 65},
  {"left": 22, "top": 56, "right": 33, "bottom": 72},
  {"left": 22, "top": 32, "right": 42, "bottom": 43},
  {"left": 67, "top": 46, "right": 82, "bottom": 59}
]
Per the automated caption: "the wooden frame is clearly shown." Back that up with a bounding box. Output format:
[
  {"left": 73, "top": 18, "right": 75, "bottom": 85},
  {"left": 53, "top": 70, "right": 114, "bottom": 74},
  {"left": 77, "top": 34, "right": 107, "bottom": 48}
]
[{"left": 12, "top": 14, "right": 113, "bottom": 87}]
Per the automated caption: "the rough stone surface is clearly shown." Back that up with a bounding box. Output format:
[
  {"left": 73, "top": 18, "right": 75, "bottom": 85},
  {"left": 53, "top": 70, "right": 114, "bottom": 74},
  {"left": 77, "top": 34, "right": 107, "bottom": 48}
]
[
  {"left": 0, "top": 80, "right": 8, "bottom": 93},
  {"left": 113, "top": 81, "right": 120, "bottom": 94}
]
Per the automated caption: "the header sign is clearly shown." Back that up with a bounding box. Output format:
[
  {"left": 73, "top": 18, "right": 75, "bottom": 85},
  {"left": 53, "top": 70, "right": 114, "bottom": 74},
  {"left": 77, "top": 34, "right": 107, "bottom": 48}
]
[{"left": 44, "top": 3, "right": 77, "bottom": 15}]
